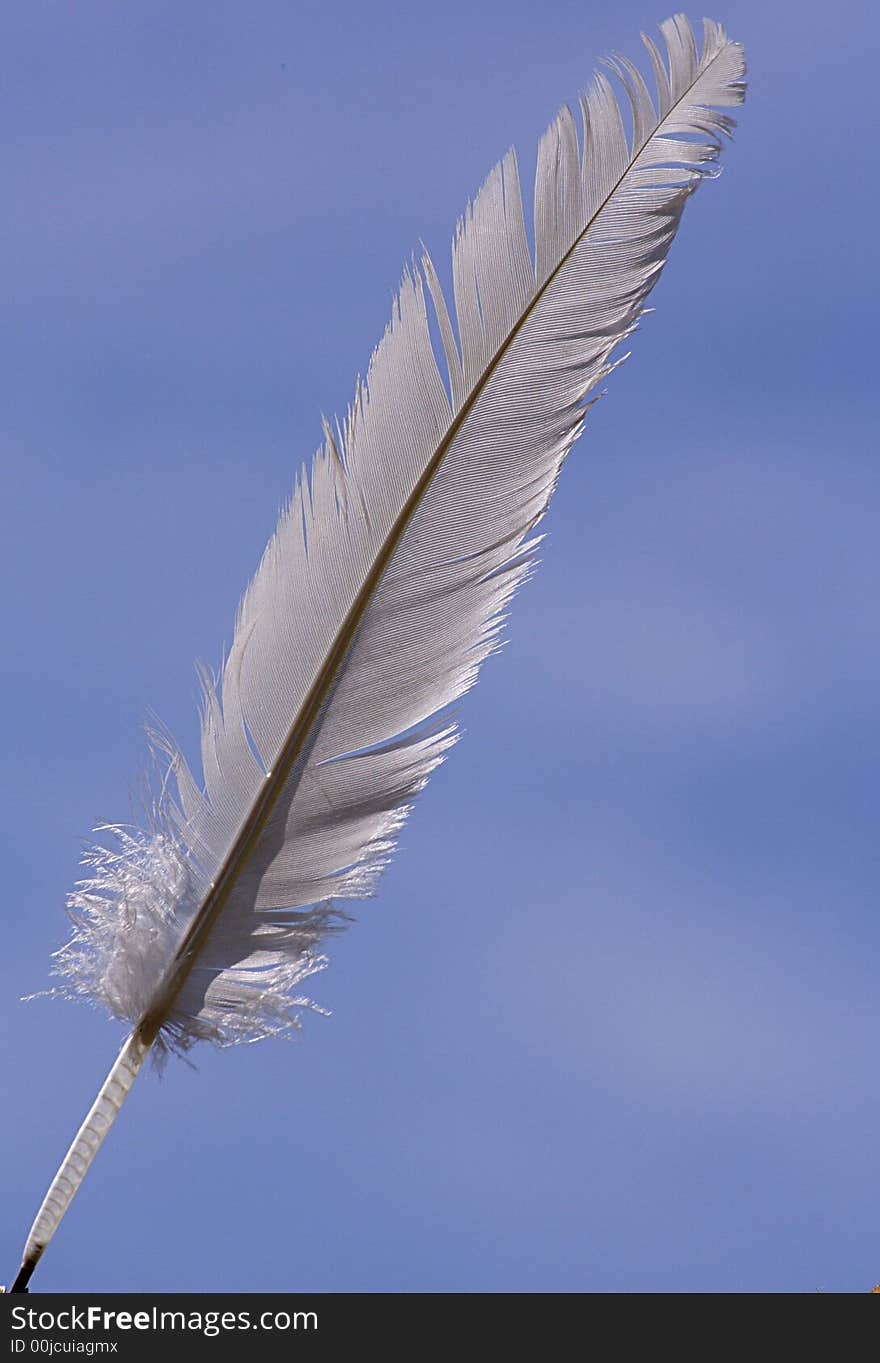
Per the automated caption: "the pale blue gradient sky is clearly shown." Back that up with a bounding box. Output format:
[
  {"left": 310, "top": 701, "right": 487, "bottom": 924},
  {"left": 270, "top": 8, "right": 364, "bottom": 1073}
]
[{"left": 2, "top": 1, "right": 878, "bottom": 1292}]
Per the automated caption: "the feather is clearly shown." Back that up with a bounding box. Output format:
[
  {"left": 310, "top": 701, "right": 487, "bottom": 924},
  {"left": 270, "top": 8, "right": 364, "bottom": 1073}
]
[{"left": 9, "top": 14, "right": 746, "bottom": 1291}]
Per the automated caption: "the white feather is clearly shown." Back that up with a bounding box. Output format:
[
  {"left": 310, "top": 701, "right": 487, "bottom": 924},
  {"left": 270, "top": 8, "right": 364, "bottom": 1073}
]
[{"left": 12, "top": 14, "right": 745, "bottom": 1290}]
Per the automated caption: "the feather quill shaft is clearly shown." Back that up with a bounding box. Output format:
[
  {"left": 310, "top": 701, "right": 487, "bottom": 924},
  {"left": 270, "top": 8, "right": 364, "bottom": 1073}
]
[{"left": 11, "top": 14, "right": 745, "bottom": 1290}]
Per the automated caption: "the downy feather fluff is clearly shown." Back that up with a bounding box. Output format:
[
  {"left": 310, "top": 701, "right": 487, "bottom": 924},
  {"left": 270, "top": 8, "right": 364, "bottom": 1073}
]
[{"left": 11, "top": 14, "right": 745, "bottom": 1291}]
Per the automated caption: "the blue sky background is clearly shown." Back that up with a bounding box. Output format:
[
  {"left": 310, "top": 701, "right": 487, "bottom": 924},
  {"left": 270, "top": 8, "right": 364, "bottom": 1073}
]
[{"left": 2, "top": 1, "right": 878, "bottom": 1293}]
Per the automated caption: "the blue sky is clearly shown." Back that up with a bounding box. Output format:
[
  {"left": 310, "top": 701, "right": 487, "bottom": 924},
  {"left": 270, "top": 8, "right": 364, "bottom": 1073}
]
[{"left": 2, "top": 0, "right": 878, "bottom": 1293}]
